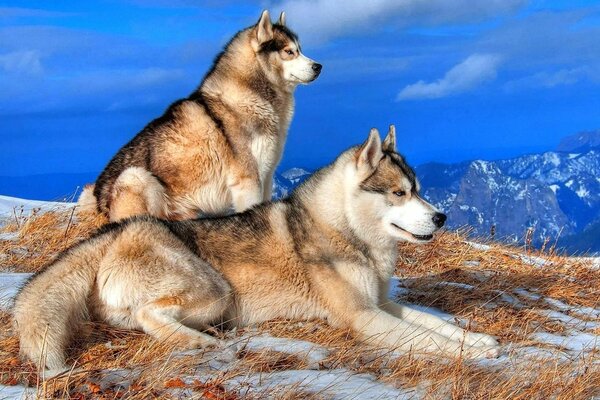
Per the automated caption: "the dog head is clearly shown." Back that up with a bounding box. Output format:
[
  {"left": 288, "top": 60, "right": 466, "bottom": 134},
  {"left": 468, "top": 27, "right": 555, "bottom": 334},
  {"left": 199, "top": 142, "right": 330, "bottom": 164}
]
[
  {"left": 251, "top": 10, "right": 322, "bottom": 87},
  {"left": 346, "top": 126, "right": 446, "bottom": 244}
]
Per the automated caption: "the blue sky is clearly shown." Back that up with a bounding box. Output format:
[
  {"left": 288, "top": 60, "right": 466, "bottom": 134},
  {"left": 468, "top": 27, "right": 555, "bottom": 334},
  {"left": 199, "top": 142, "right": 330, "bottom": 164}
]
[{"left": 1, "top": 0, "right": 599, "bottom": 186}]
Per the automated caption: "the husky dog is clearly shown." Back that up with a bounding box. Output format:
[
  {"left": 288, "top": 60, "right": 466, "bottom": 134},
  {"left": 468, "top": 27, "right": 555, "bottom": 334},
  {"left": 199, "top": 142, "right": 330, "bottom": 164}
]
[
  {"left": 15, "top": 127, "right": 499, "bottom": 370},
  {"left": 79, "top": 10, "right": 321, "bottom": 221}
]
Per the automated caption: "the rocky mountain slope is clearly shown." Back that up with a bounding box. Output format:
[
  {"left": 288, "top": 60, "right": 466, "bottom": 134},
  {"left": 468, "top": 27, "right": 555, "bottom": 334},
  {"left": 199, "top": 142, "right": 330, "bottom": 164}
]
[{"left": 417, "top": 131, "right": 600, "bottom": 252}]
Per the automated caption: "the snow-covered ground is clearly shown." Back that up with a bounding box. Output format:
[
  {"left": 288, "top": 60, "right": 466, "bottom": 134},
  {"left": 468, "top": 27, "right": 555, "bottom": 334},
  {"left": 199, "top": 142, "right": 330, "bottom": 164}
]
[
  {"left": 0, "top": 195, "right": 74, "bottom": 226},
  {"left": 2, "top": 269, "right": 600, "bottom": 398},
  {"left": 1, "top": 195, "right": 600, "bottom": 398}
]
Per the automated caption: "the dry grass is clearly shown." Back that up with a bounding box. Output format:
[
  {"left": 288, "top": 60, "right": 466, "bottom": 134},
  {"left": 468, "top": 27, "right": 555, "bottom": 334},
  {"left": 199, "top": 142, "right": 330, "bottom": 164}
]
[{"left": 1, "top": 209, "right": 599, "bottom": 399}]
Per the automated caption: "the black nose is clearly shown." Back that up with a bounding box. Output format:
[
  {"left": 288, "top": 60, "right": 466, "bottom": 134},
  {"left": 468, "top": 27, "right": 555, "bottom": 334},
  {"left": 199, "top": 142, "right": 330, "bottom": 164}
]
[
  {"left": 312, "top": 63, "right": 322, "bottom": 74},
  {"left": 432, "top": 212, "right": 447, "bottom": 228}
]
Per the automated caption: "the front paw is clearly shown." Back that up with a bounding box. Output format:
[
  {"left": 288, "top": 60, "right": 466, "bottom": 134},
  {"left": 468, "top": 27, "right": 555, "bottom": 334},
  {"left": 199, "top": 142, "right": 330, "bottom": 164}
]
[
  {"left": 464, "top": 344, "right": 501, "bottom": 359},
  {"left": 464, "top": 331, "right": 499, "bottom": 348}
]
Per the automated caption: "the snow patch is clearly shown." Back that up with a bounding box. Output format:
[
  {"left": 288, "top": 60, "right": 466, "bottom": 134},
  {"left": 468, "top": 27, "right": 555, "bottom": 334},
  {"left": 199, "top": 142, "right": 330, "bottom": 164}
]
[
  {"left": 0, "top": 232, "right": 19, "bottom": 241},
  {"left": 281, "top": 168, "right": 310, "bottom": 182},
  {"left": 465, "top": 241, "right": 491, "bottom": 251},
  {"left": 531, "top": 331, "right": 600, "bottom": 353},
  {"left": 576, "top": 186, "right": 589, "bottom": 199},
  {"left": 238, "top": 334, "right": 329, "bottom": 369},
  {"left": 221, "top": 369, "right": 421, "bottom": 400},
  {"left": 0, "top": 195, "right": 74, "bottom": 218},
  {"left": 0, "top": 383, "right": 36, "bottom": 399},
  {"left": 0, "top": 273, "right": 31, "bottom": 311}
]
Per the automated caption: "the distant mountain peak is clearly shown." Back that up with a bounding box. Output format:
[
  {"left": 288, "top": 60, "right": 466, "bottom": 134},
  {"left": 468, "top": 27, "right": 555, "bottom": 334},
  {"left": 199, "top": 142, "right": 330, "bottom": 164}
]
[
  {"left": 416, "top": 142, "right": 600, "bottom": 252},
  {"left": 281, "top": 168, "right": 311, "bottom": 181},
  {"left": 556, "top": 130, "right": 600, "bottom": 153}
]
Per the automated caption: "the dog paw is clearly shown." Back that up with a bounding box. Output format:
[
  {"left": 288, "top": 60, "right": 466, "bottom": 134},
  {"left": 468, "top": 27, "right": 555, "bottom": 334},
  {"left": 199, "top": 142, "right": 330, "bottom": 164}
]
[
  {"left": 465, "top": 344, "right": 501, "bottom": 359},
  {"left": 182, "top": 333, "right": 221, "bottom": 350},
  {"left": 464, "top": 332, "right": 499, "bottom": 348}
]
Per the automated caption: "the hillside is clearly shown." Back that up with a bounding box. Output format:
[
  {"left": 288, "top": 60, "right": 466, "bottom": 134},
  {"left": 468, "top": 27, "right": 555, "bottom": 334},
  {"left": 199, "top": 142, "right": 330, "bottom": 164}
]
[
  {"left": 0, "top": 200, "right": 599, "bottom": 398},
  {"left": 417, "top": 149, "right": 600, "bottom": 249}
]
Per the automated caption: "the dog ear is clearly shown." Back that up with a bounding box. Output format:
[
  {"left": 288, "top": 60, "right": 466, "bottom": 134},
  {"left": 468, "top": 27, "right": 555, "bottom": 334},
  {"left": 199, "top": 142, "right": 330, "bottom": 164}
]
[
  {"left": 277, "top": 11, "right": 286, "bottom": 26},
  {"left": 357, "top": 128, "right": 383, "bottom": 174},
  {"left": 257, "top": 10, "right": 274, "bottom": 44},
  {"left": 382, "top": 125, "right": 396, "bottom": 152}
]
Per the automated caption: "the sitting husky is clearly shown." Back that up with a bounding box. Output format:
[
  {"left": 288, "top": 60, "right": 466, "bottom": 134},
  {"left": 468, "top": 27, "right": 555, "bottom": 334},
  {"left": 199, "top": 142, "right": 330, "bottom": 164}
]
[
  {"left": 79, "top": 10, "right": 322, "bottom": 221},
  {"left": 15, "top": 127, "right": 499, "bottom": 370}
]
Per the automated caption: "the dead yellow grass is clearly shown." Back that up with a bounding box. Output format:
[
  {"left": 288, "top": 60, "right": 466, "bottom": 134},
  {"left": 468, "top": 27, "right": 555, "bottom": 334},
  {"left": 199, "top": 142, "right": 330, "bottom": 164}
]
[
  {"left": 0, "top": 208, "right": 106, "bottom": 272},
  {"left": 1, "top": 210, "right": 599, "bottom": 398}
]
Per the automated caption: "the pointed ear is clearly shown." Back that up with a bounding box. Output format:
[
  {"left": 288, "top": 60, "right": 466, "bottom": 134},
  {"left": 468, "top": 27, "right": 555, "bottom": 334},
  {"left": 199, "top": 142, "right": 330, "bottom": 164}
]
[
  {"left": 256, "top": 10, "right": 273, "bottom": 45},
  {"left": 382, "top": 125, "right": 396, "bottom": 152},
  {"left": 357, "top": 128, "right": 383, "bottom": 174},
  {"left": 277, "top": 11, "right": 286, "bottom": 26}
]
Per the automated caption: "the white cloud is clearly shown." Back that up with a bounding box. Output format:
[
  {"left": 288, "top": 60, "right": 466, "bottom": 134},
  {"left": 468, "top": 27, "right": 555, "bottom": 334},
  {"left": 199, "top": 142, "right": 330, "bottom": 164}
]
[
  {"left": 0, "top": 50, "right": 43, "bottom": 75},
  {"left": 271, "top": 0, "right": 527, "bottom": 44},
  {"left": 503, "top": 66, "right": 600, "bottom": 92},
  {"left": 397, "top": 54, "right": 501, "bottom": 100}
]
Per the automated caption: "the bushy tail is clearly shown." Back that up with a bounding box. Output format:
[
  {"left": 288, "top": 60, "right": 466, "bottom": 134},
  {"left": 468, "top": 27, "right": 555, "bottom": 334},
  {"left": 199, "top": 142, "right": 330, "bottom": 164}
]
[
  {"left": 13, "top": 235, "right": 112, "bottom": 370},
  {"left": 77, "top": 184, "right": 97, "bottom": 214}
]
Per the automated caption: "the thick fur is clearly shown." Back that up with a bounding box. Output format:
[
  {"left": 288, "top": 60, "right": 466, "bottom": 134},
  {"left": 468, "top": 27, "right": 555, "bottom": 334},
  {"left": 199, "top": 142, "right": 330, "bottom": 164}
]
[
  {"left": 81, "top": 10, "right": 321, "bottom": 221},
  {"left": 16, "top": 128, "right": 499, "bottom": 370}
]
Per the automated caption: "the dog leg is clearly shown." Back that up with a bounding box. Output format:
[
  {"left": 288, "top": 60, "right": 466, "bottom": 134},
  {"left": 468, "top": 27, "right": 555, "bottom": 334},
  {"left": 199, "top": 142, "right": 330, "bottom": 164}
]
[
  {"left": 262, "top": 170, "right": 274, "bottom": 201},
  {"left": 314, "top": 270, "right": 498, "bottom": 359},
  {"left": 135, "top": 297, "right": 220, "bottom": 349},
  {"left": 110, "top": 167, "right": 168, "bottom": 221},
  {"left": 353, "top": 308, "right": 499, "bottom": 359},
  {"left": 379, "top": 300, "right": 499, "bottom": 348},
  {"left": 77, "top": 184, "right": 98, "bottom": 214},
  {"left": 228, "top": 176, "right": 262, "bottom": 212}
]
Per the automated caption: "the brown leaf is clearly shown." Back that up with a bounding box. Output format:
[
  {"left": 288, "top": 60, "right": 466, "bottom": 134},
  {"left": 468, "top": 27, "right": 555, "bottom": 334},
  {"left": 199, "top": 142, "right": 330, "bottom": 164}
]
[{"left": 164, "top": 377, "right": 187, "bottom": 388}]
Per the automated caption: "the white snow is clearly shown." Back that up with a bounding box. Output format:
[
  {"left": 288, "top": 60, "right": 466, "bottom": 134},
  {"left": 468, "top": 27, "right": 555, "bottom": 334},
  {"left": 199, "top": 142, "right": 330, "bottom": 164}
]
[
  {"left": 465, "top": 241, "right": 491, "bottom": 251},
  {"left": 513, "top": 253, "right": 551, "bottom": 267},
  {"left": 0, "top": 232, "right": 19, "bottom": 241},
  {"left": 434, "top": 281, "right": 476, "bottom": 290},
  {"left": 576, "top": 186, "right": 589, "bottom": 199},
  {"left": 545, "top": 152, "right": 561, "bottom": 166},
  {"left": 238, "top": 334, "right": 329, "bottom": 370},
  {"left": 281, "top": 168, "right": 310, "bottom": 183},
  {"left": 0, "top": 195, "right": 74, "bottom": 216},
  {"left": 221, "top": 369, "right": 421, "bottom": 400},
  {"left": 0, "top": 273, "right": 31, "bottom": 311},
  {"left": 0, "top": 384, "right": 36, "bottom": 399},
  {"left": 534, "top": 309, "right": 600, "bottom": 330},
  {"left": 531, "top": 331, "right": 600, "bottom": 353},
  {"left": 0, "top": 195, "right": 74, "bottom": 227}
]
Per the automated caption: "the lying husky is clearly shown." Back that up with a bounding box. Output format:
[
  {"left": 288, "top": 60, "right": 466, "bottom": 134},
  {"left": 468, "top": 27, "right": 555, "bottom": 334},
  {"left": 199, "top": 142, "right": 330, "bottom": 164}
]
[
  {"left": 79, "top": 10, "right": 321, "bottom": 221},
  {"left": 15, "top": 127, "right": 499, "bottom": 370}
]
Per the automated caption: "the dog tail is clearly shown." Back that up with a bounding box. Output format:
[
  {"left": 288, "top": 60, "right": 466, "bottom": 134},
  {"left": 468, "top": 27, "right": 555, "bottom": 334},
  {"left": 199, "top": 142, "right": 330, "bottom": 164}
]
[
  {"left": 13, "top": 232, "right": 115, "bottom": 370},
  {"left": 77, "top": 184, "right": 97, "bottom": 214}
]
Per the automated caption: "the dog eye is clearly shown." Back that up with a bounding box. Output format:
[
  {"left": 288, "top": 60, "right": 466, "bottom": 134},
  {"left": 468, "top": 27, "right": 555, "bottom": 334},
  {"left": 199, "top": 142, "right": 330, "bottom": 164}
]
[
  {"left": 393, "top": 190, "right": 406, "bottom": 197},
  {"left": 285, "top": 49, "right": 294, "bottom": 55}
]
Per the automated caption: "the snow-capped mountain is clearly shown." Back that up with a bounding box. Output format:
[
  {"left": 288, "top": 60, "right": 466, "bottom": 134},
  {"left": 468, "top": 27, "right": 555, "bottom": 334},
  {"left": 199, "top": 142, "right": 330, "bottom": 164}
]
[
  {"left": 417, "top": 130, "right": 600, "bottom": 251},
  {"left": 272, "top": 168, "right": 311, "bottom": 199}
]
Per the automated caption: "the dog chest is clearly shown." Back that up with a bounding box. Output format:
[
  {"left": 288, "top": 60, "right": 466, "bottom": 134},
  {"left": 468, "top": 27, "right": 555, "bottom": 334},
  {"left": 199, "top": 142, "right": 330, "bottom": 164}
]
[
  {"left": 334, "top": 262, "right": 381, "bottom": 304},
  {"left": 251, "top": 134, "right": 282, "bottom": 179}
]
